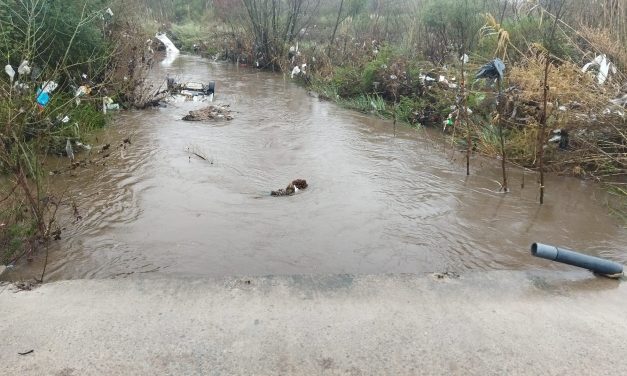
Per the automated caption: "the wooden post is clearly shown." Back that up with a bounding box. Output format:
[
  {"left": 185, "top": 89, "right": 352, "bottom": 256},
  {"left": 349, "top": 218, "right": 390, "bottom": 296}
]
[{"left": 497, "top": 76, "right": 508, "bottom": 192}]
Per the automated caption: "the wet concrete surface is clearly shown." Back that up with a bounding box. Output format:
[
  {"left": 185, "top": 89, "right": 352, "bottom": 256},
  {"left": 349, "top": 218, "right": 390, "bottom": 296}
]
[
  {"left": 1, "top": 271, "right": 626, "bottom": 375},
  {"left": 3, "top": 55, "right": 626, "bottom": 281}
]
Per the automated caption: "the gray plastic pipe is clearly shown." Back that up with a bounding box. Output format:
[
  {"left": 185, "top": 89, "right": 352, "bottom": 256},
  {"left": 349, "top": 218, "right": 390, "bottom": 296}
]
[{"left": 531, "top": 243, "right": 623, "bottom": 276}]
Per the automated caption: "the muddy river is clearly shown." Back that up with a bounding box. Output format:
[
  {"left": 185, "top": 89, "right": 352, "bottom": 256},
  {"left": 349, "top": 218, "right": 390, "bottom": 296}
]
[{"left": 6, "top": 55, "right": 627, "bottom": 281}]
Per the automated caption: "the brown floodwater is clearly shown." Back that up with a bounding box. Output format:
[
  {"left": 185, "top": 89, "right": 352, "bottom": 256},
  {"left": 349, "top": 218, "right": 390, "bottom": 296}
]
[{"left": 4, "top": 55, "right": 626, "bottom": 281}]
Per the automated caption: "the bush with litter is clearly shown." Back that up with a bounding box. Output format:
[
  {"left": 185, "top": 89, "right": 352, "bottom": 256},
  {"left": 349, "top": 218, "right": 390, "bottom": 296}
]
[{"left": 504, "top": 53, "right": 625, "bottom": 180}]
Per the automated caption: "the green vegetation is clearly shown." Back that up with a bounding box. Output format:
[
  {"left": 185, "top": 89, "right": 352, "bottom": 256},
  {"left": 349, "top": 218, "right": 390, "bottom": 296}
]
[{"left": 0, "top": 0, "right": 152, "bottom": 265}]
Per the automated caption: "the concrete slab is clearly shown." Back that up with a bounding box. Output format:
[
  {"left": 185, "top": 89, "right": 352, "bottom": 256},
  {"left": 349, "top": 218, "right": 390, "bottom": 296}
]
[{"left": 1, "top": 271, "right": 626, "bottom": 375}]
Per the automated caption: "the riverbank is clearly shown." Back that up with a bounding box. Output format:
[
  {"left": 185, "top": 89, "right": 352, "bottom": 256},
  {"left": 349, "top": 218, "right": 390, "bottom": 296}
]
[{"left": 1, "top": 271, "right": 626, "bottom": 374}]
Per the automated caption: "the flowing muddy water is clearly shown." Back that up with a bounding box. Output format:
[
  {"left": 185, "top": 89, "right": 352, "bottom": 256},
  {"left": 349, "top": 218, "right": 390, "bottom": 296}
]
[{"left": 6, "top": 55, "right": 627, "bottom": 281}]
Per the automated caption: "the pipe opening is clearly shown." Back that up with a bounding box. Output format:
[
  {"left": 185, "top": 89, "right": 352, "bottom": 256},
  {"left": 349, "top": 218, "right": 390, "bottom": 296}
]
[{"left": 531, "top": 243, "right": 539, "bottom": 255}]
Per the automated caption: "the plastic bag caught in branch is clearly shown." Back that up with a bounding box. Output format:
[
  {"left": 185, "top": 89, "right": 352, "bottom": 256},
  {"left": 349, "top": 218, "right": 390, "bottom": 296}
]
[
  {"left": 475, "top": 58, "right": 505, "bottom": 81},
  {"left": 17, "top": 60, "right": 31, "bottom": 76},
  {"left": 41, "top": 81, "right": 58, "bottom": 93},
  {"left": 5, "top": 65, "right": 15, "bottom": 83},
  {"left": 74, "top": 85, "right": 91, "bottom": 105},
  {"left": 35, "top": 81, "right": 59, "bottom": 108},
  {"left": 582, "top": 54, "right": 617, "bottom": 85}
]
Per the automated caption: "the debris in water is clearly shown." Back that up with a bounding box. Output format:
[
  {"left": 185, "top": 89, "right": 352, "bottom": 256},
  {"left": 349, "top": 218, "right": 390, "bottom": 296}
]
[
  {"left": 18, "top": 350, "right": 34, "bottom": 356},
  {"left": 182, "top": 104, "right": 233, "bottom": 121},
  {"left": 432, "top": 271, "right": 460, "bottom": 280},
  {"left": 165, "top": 79, "right": 215, "bottom": 103},
  {"left": 192, "top": 152, "right": 207, "bottom": 161},
  {"left": 13, "top": 280, "right": 39, "bottom": 291},
  {"left": 271, "top": 179, "right": 308, "bottom": 196},
  {"left": 169, "top": 80, "right": 215, "bottom": 96},
  {"left": 72, "top": 203, "right": 82, "bottom": 223},
  {"left": 186, "top": 146, "right": 212, "bottom": 163}
]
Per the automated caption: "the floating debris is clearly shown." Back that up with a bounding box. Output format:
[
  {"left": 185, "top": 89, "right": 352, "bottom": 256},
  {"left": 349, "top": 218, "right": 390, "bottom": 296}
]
[
  {"left": 271, "top": 179, "right": 308, "bottom": 196},
  {"left": 182, "top": 104, "right": 233, "bottom": 121},
  {"left": 165, "top": 79, "right": 216, "bottom": 103}
]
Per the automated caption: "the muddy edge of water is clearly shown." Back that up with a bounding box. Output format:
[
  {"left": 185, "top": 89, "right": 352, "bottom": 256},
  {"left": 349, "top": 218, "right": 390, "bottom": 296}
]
[{"left": 4, "top": 55, "right": 626, "bottom": 281}]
